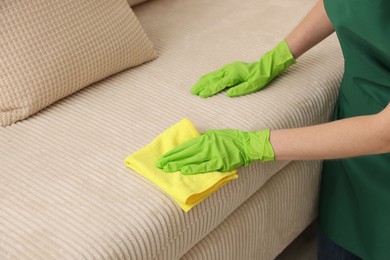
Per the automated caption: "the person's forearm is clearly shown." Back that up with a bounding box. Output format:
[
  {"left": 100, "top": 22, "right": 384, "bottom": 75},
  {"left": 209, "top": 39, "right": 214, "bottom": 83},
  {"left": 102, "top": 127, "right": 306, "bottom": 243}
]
[
  {"left": 270, "top": 104, "right": 390, "bottom": 161},
  {"left": 285, "top": 0, "right": 335, "bottom": 59}
]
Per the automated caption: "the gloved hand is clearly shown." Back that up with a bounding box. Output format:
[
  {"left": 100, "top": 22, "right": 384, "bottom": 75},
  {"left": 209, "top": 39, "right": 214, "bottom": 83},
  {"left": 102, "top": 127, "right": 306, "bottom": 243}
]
[
  {"left": 156, "top": 129, "right": 275, "bottom": 174},
  {"left": 191, "top": 40, "right": 296, "bottom": 98}
]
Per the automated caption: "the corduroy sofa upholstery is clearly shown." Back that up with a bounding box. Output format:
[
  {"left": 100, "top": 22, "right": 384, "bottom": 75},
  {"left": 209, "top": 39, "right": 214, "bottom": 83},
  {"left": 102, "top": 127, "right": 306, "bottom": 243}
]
[{"left": 0, "top": 0, "right": 343, "bottom": 259}]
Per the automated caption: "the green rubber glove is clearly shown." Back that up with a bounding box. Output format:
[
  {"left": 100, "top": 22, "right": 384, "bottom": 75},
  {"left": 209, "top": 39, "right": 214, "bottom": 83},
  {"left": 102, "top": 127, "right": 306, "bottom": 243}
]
[
  {"left": 191, "top": 40, "right": 296, "bottom": 98},
  {"left": 156, "top": 129, "right": 275, "bottom": 175}
]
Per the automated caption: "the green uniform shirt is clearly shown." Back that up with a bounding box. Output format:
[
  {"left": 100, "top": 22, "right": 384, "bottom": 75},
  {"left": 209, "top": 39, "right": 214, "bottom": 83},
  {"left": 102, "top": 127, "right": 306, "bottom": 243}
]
[{"left": 319, "top": 0, "right": 390, "bottom": 259}]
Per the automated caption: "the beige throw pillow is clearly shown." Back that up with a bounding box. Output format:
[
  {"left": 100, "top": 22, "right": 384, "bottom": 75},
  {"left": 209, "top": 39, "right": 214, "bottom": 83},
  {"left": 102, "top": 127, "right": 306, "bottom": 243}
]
[{"left": 0, "top": 0, "right": 157, "bottom": 126}]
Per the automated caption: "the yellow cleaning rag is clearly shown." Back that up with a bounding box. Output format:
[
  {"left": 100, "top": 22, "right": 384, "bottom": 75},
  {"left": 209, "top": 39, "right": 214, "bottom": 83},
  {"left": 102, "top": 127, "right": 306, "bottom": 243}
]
[{"left": 124, "top": 118, "right": 238, "bottom": 212}]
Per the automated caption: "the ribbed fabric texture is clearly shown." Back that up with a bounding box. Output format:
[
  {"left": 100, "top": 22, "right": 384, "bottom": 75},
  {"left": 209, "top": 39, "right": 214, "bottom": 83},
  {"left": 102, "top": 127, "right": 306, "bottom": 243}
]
[
  {"left": 0, "top": 0, "right": 343, "bottom": 258},
  {"left": 182, "top": 161, "right": 321, "bottom": 260},
  {"left": 0, "top": 0, "right": 157, "bottom": 126}
]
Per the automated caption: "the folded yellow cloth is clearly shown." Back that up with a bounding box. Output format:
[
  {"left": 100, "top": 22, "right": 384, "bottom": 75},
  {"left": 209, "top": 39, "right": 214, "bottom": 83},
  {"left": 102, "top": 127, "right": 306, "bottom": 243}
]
[{"left": 124, "top": 118, "right": 238, "bottom": 212}]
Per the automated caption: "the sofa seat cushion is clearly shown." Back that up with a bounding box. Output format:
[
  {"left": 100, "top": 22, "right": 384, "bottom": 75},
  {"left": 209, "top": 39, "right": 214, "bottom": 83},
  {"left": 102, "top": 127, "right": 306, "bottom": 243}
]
[
  {"left": 182, "top": 160, "right": 322, "bottom": 260},
  {"left": 0, "top": 0, "right": 343, "bottom": 258}
]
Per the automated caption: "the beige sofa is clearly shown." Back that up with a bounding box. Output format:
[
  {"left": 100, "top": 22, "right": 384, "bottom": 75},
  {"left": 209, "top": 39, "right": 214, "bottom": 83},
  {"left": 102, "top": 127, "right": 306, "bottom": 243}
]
[{"left": 0, "top": 0, "right": 343, "bottom": 259}]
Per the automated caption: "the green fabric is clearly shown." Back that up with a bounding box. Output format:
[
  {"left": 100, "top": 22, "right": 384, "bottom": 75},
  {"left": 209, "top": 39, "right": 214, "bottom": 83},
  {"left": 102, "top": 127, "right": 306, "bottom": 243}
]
[
  {"left": 191, "top": 40, "right": 296, "bottom": 98},
  {"left": 157, "top": 129, "right": 274, "bottom": 174},
  {"left": 319, "top": 1, "right": 390, "bottom": 259}
]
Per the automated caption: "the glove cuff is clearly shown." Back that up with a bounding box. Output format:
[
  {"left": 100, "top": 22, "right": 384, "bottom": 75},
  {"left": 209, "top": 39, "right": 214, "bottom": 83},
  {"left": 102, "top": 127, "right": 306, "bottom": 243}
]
[
  {"left": 243, "top": 129, "right": 275, "bottom": 162},
  {"left": 259, "top": 39, "right": 296, "bottom": 79}
]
